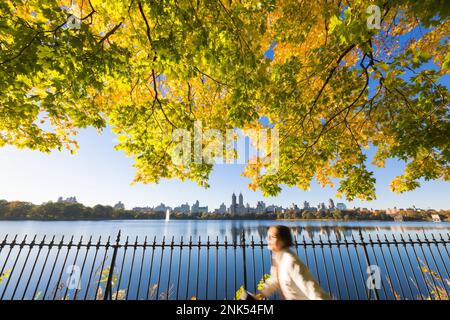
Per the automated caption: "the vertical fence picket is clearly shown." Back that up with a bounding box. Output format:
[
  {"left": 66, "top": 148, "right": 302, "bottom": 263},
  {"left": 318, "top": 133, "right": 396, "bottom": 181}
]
[
  {"left": 241, "top": 231, "right": 248, "bottom": 292},
  {"left": 104, "top": 231, "right": 121, "bottom": 300},
  {"left": 136, "top": 235, "right": 147, "bottom": 300},
  {"left": 11, "top": 235, "right": 37, "bottom": 299},
  {"left": 73, "top": 236, "right": 92, "bottom": 300},
  {"left": 0, "top": 235, "right": 24, "bottom": 300},
  {"left": 358, "top": 230, "right": 379, "bottom": 300},
  {"left": 125, "top": 236, "right": 138, "bottom": 300}
]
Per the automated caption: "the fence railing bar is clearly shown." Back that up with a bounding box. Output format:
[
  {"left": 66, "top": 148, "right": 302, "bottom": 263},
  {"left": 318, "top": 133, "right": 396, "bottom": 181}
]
[
  {"left": 176, "top": 236, "right": 183, "bottom": 300},
  {"left": 195, "top": 236, "right": 201, "bottom": 300},
  {"left": 205, "top": 236, "right": 209, "bottom": 299},
  {"left": 357, "top": 231, "right": 379, "bottom": 300},
  {"left": 413, "top": 233, "right": 443, "bottom": 300},
  {"left": 94, "top": 236, "right": 111, "bottom": 300},
  {"left": 125, "top": 236, "right": 138, "bottom": 300},
  {"left": 0, "top": 234, "right": 9, "bottom": 256},
  {"left": 384, "top": 234, "right": 408, "bottom": 299},
  {"left": 136, "top": 235, "right": 147, "bottom": 300},
  {"left": 73, "top": 235, "right": 92, "bottom": 300},
  {"left": 391, "top": 234, "right": 415, "bottom": 299},
  {"left": 155, "top": 236, "right": 165, "bottom": 300},
  {"left": 318, "top": 235, "right": 332, "bottom": 295},
  {"left": 31, "top": 235, "right": 55, "bottom": 300},
  {"left": 21, "top": 235, "right": 47, "bottom": 300},
  {"left": 366, "top": 235, "right": 388, "bottom": 299},
  {"left": 334, "top": 237, "right": 350, "bottom": 299},
  {"left": 115, "top": 235, "right": 128, "bottom": 300},
  {"left": 374, "top": 234, "right": 397, "bottom": 300},
  {"left": 83, "top": 236, "right": 101, "bottom": 300},
  {"left": 145, "top": 236, "right": 156, "bottom": 300},
  {"left": 350, "top": 233, "right": 370, "bottom": 300},
  {"left": 251, "top": 236, "right": 257, "bottom": 293},
  {"left": 233, "top": 239, "right": 237, "bottom": 300},
  {"left": 51, "top": 235, "right": 74, "bottom": 300},
  {"left": 42, "top": 236, "right": 65, "bottom": 300},
  {"left": 185, "top": 236, "right": 192, "bottom": 300},
  {"left": 11, "top": 235, "right": 37, "bottom": 299},
  {"left": 301, "top": 235, "right": 310, "bottom": 269},
  {"left": 224, "top": 236, "right": 228, "bottom": 300},
  {"left": 325, "top": 233, "right": 341, "bottom": 300},
  {"left": 431, "top": 234, "right": 450, "bottom": 280},
  {"left": 406, "top": 234, "right": 433, "bottom": 299},
  {"left": 421, "top": 235, "right": 450, "bottom": 297},
  {"left": 310, "top": 237, "right": 320, "bottom": 286},
  {"left": 260, "top": 235, "right": 265, "bottom": 288},
  {"left": 167, "top": 236, "right": 175, "bottom": 300},
  {"left": 342, "top": 235, "right": 361, "bottom": 300},
  {"left": 398, "top": 234, "right": 424, "bottom": 300},
  {"left": 1, "top": 238, "right": 442, "bottom": 247},
  {"left": 62, "top": 236, "right": 83, "bottom": 300},
  {"left": 0, "top": 234, "right": 17, "bottom": 268},
  {"left": 105, "top": 231, "right": 121, "bottom": 300},
  {"left": 0, "top": 234, "right": 23, "bottom": 300},
  {"left": 215, "top": 236, "right": 218, "bottom": 300},
  {"left": 415, "top": 233, "right": 442, "bottom": 299},
  {"left": 438, "top": 233, "right": 450, "bottom": 259},
  {"left": 241, "top": 232, "right": 248, "bottom": 292}
]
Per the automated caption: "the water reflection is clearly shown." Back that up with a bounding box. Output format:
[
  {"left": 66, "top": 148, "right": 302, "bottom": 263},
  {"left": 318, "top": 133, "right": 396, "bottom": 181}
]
[
  {"left": 227, "top": 222, "right": 450, "bottom": 242},
  {"left": 0, "top": 220, "right": 449, "bottom": 242},
  {"left": 0, "top": 220, "right": 449, "bottom": 300}
]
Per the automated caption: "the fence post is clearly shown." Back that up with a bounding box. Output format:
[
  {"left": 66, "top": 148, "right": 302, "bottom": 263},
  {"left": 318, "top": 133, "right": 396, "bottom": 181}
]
[
  {"left": 240, "top": 231, "right": 248, "bottom": 290},
  {"left": 104, "top": 230, "right": 121, "bottom": 300},
  {"left": 359, "top": 229, "right": 380, "bottom": 300}
]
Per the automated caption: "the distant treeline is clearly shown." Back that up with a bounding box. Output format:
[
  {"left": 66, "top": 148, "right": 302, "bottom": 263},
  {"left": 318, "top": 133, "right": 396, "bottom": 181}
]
[
  {"left": 0, "top": 200, "right": 275, "bottom": 220},
  {"left": 0, "top": 200, "right": 447, "bottom": 221},
  {"left": 278, "top": 208, "right": 449, "bottom": 222}
]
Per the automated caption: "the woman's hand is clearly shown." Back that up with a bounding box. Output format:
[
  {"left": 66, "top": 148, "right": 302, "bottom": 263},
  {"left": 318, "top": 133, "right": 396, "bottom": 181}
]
[{"left": 255, "top": 293, "right": 265, "bottom": 300}]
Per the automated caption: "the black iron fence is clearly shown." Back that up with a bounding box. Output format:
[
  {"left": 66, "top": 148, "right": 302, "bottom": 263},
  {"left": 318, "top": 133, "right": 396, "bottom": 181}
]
[{"left": 0, "top": 230, "right": 449, "bottom": 300}]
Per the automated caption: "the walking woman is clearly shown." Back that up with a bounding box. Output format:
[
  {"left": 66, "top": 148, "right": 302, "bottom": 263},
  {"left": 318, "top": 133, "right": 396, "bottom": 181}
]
[{"left": 257, "top": 225, "right": 332, "bottom": 300}]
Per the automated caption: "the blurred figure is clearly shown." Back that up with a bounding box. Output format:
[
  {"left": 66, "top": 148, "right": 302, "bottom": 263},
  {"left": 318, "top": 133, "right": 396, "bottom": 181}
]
[{"left": 257, "top": 225, "right": 332, "bottom": 300}]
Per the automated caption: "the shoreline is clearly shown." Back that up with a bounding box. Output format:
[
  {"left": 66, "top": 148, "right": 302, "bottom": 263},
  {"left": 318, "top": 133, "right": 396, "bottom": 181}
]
[{"left": 0, "top": 218, "right": 448, "bottom": 223}]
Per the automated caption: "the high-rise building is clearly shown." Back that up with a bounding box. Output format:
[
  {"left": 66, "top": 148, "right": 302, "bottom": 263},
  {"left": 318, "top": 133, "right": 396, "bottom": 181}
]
[
  {"left": 114, "top": 201, "right": 125, "bottom": 209},
  {"left": 328, "top": 199, "right": 335, "bottom": 210},
  {"left": 256, "top": 201, "right": 266, "bottom": 214},
  {"left": 57, "top": 196, "right": 77, "bottom": 204},
  {"left": 230, "top": 192, "right": 246, "bottom": 215},
  {"left": 215, "top": 203, "right": 227, "bottom": 215},
  {"left": 174, "top": 203, "right": 190, "bottom": 213},
  {"left": 245, "top": 203, "right": 256, "bottom": 214},
  {"left": 266, "top": 204, "right": 283, "bottom": 213},
  {"left": 289, "top": 203, "right": 300, "bottom": 213},
  {"left": 231, "top": 193, "right": 237, "bottom": 215},
  {"left": 191, "top": 200, "right": 208, "bottom": 214},
  {"left": 336, "top": 203, "right": 346, "bottom": 211},
  {"left": 155, "top": 203, "right": 170, "bottom": 213}
]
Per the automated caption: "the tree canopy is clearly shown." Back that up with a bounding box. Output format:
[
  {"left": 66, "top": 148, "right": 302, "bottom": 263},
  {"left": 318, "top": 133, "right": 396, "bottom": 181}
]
[{"left": 1, "top": 0, "right": 449, "bottom": 200}]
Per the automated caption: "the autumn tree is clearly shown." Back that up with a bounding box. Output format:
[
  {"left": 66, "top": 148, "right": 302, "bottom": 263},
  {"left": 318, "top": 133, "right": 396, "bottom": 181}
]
[{"left": 1, "top": 0, "right": 449, "bottom": 200}]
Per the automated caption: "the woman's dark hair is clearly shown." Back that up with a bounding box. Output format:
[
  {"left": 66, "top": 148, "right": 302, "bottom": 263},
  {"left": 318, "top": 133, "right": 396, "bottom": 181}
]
[{"left": 270, "top": 225, "right": 293, "bottom": 247}]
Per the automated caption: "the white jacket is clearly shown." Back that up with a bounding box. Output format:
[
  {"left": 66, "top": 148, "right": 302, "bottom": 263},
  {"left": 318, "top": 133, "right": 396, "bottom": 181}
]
[{"left": 261, "top": 248, "right": 332, "bottom": 300}]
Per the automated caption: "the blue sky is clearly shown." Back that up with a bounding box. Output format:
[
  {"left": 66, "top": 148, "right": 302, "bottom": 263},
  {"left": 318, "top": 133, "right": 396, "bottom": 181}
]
[{"left": 0, "top": 125, "right": 448, "bottom": 210}]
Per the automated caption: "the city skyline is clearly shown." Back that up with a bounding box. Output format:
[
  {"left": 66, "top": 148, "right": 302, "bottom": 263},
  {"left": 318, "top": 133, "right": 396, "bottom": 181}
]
[
  {"left": 17, "top": 192, "right": 442, "bottom": 214},
  {"left": 1, "top": 126, "right": 449, "bottom": 211}
]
